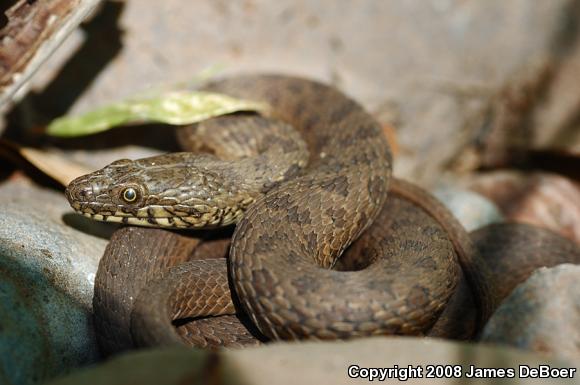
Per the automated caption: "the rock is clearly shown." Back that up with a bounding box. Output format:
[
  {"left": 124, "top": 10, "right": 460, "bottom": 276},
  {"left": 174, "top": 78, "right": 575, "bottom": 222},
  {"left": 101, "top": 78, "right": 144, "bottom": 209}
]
[
  {"left": 466, "top": 171, "right": 580, "bottom": 243},
  {"left": 0, "top": 177, "right": 106, "bottom": 385},
  {"left": 45, "top": 337, "right": 580, "bottom": 385},
  {"left": 528, "top": 34, "right": 580, "bottom": 156},
  {"left": 4, "top": 1, "right": 580, "bottom": 186},
  {"left": 482, "top": 264, "right": 580, "bottom": 364}
]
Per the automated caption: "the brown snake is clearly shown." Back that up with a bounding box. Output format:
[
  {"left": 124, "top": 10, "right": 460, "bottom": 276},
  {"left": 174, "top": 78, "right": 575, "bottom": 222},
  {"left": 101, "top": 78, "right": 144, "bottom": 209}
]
[{"left": 64, "top": 75, "right": 577, "bottom": 353}]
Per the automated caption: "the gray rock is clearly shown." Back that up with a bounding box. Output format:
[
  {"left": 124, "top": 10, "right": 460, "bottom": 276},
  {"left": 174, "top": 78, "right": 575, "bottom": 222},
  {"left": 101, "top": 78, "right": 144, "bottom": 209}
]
[
  {"left": 433, "top": 186, "right": 504, "bottom": 231},
  {"left": 482, "top": 264, "right": 580, "bottom": 364},
  {"left": 0, "top": 179, "right": 106, "bottom": 385}
]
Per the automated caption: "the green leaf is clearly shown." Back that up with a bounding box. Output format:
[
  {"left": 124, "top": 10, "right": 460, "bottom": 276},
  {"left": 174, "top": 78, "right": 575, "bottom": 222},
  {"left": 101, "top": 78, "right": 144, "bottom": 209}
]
[{"left": 46, "top": 91, "right": 269, "bottom": 137}]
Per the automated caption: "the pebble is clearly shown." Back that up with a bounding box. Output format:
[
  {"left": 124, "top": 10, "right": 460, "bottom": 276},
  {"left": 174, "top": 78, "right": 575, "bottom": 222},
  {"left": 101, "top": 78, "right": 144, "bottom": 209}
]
[{"left": 433, "top": 186, "right": 504, "bottom": 231}]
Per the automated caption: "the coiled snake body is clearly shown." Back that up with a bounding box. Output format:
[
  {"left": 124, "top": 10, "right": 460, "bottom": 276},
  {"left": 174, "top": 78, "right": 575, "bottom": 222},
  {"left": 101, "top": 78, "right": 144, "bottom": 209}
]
[{"left": 66, "top": 75, "right": 500, "bottom": 351}]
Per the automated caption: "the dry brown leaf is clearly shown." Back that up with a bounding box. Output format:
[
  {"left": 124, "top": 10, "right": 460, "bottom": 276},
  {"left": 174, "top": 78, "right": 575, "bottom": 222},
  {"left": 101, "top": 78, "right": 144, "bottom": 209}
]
[
  {"left": 0, "top": 139, "right": 92, "bottom": 186},
  {"left": 19, "top": 147, "right": 92, "bottom": 186}
]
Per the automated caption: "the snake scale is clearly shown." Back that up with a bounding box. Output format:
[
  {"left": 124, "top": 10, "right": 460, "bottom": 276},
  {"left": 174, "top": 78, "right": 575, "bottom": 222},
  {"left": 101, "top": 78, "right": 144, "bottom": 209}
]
[{"left": 65, "top": 75, "right": 577, "bottom": 352}]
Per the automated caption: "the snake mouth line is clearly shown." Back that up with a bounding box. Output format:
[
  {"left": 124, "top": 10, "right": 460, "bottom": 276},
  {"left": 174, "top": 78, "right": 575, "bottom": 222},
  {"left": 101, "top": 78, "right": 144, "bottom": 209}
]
[
  {"left": 80, "top": 210, "right": 240, "bottom": 229},
  {"left": 81, "top": 212, "right": 180, "bottom": 227}
]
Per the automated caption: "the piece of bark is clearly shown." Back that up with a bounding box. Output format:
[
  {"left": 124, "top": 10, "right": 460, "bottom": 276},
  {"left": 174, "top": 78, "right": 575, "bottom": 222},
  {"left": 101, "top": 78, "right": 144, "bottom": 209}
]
[{"left": 0, "top": 0, "right": 102, "bottom": 112}]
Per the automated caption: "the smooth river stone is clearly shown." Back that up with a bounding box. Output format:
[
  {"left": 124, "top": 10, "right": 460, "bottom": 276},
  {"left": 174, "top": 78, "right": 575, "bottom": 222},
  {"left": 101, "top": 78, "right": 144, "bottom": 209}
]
[{"left": 0, "top": 178, "right": 107, "bottom": 385}]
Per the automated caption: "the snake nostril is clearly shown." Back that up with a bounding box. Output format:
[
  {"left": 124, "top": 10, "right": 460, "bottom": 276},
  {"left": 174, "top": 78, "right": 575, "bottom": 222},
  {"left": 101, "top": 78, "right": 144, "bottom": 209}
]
[{"left": 80, "top": 187, "right": 93, "bottom": 201}]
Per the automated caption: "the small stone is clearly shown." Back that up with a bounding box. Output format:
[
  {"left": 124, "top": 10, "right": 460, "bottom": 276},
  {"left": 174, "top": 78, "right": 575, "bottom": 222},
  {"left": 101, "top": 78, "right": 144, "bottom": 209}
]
[{"left": 433, "top": 186, "right": 504, "bottom": 232}]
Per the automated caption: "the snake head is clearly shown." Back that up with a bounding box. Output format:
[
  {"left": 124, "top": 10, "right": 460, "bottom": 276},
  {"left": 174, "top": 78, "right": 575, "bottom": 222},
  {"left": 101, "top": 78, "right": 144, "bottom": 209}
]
[{"left": 65, "top": 154, "right": 253, "bottom": 228}]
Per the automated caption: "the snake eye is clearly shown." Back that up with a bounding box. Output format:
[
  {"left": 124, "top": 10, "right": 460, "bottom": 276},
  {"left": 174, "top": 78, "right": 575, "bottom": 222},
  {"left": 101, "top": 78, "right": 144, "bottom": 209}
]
[{"left": 122, "top": 187, "right": 138, "bottom": 202}]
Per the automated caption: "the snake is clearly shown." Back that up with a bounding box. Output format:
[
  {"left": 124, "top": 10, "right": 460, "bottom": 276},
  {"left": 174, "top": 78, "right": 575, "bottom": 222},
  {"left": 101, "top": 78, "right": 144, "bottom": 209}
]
[{"left": 65, "top": 74, "right": 564, "bottom": 352}]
